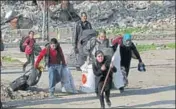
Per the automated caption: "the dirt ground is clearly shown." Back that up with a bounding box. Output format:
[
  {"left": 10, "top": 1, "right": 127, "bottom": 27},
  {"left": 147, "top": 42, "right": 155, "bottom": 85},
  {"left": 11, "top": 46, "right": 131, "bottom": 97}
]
[{"left": 1, "top": 43, "right": 175, "bottom": 108}]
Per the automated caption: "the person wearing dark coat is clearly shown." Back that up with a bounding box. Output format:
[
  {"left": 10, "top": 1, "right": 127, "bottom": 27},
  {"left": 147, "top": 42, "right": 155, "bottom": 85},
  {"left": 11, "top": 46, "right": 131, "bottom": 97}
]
[
  {"left": 92, "top": 50, "right": 116, "bottom": 108},
  {"left": 74, "top": 12, "right": 92, "bottom": 71},
  {"left": 112, "top": 33, "right": 145, "bottom": 93}
]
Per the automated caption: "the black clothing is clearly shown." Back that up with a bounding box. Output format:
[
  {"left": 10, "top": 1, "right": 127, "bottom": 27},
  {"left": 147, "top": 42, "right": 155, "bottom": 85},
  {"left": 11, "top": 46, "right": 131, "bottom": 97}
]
[
  {"left": 74, "top": 20, "right": 92, "bottom": 67},
  {"left": 92, "top": 56, "right": 116, "bottom": 108},
  {"left": 74, "top": 20, "right": 92, "bottom": 48},
  {"left": 113, "top": 42, "right": 142, "bottom": 76}
]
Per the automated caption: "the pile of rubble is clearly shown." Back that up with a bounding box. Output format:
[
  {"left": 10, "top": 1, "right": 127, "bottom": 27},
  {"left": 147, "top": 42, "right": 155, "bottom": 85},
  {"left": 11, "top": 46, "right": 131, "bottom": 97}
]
[{"left": 1, "top": 83, "right": 49, "bottom": 102}]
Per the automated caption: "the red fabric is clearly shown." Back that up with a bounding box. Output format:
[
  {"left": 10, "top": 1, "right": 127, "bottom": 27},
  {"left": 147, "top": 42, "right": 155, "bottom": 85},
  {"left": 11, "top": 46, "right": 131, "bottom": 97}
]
[
  {"left": 82, "top": 73, "right": 87, "bottom": 85},
  {"left": 25, "top": 45, "right": 32, "bottom": 55},
  {"left": 23, "top": 37, "right": 35, "bottom": 54},
  {"left": 35, "top": 46, "right": 66, "bottom": 68},
  {"left": 49, "top": 48, "right": 59, "bottom": 64},
  {"left": 112, "top": 36, "right": 123, "bottom": 46},
  {"left": 23, "top": 37, "right": 35, "bottom": 47}
]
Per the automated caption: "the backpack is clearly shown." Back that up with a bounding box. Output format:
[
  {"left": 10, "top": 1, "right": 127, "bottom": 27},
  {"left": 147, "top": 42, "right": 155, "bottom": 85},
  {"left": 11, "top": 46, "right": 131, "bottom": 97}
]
[
  {"left": 85, "top": 38, "right": 114, "bottom": 64},
  {"left": 19, "top": 36, "right": 29, "bottom": 52},
  {"left": 91, "top": 39, "right": 113, "bottom": 58},
  {"left": 79, "top": 29, "right": 98, "bottom": 46}
]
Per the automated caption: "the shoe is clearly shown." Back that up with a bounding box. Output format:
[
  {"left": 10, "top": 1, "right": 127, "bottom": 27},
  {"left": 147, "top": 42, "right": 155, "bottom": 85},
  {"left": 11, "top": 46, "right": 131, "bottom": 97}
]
[
  {"left": 119, "top": 87, "right": 124, "bottom": 93},
  {"left": 96, "top": 94, "right": 99, "bottom": 98},
  {"left": 76, "top": 67, "right": 81, "bottom": 71},
  {"left": 101, "top": 105, "right": 105, "bottom": 109},
  {"left": 49, "top": 93, "right": 56, "bottom": 98},
  {"left": 107, "top": 101, "right": 111, "bottom": 107}
]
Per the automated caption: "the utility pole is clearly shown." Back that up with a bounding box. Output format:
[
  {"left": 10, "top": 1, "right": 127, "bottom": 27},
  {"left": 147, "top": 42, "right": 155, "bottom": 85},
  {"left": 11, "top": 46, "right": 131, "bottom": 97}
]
[
  {"left": 46, "top": 0, "right": 49, "bottom": 41},
  {"left": 42, "top": 0, "right": 45, "bottom": 41}
]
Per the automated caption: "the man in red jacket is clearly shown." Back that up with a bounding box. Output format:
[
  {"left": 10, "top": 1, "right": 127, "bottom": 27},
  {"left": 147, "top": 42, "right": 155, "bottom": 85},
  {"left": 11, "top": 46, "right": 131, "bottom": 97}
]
[
  {"left": 34, "top": 38, "right": 66, "bottom": 97},
  {"left": 22, "top": 31, "right": 36, "bottom": 72}
]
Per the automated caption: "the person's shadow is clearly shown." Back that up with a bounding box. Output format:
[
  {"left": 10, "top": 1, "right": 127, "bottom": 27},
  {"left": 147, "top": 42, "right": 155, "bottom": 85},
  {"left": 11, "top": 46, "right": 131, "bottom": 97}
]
[{"left": 3, "top": 85, "right": 175, "bottom": 108}]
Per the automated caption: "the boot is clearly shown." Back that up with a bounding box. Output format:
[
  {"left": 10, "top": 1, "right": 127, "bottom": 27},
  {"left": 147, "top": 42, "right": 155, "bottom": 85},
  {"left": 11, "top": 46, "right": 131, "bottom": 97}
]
[
  {"left": 106, "top": 100, "right": 111, "bottom": 107},
  {"left": 105, "top": 96, "right": 111, "bottom": 107},
  {"left": 100, "top": 95, "right": 105, "bottom": 109},
  {"left": 119, "top": 87, "right": 124, "bottom": 93},
  {"left": 101, "top": 105, "right": 105, "bottom": 109}
]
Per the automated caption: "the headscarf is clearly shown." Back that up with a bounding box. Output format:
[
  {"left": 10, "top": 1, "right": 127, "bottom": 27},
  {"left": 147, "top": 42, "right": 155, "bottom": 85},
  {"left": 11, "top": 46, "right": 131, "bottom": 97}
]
[
  {"left": 123, "top": 33, "right": 132, "bottom": 47},
  {"left": 95, "top": 50, "right": 104, "bottom": 57}
]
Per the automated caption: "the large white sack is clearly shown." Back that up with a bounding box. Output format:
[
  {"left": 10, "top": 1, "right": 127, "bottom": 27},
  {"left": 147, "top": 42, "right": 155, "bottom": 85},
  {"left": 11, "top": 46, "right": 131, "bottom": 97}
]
[
  {"left": 82, "top": 64, "right": 95, "bottom": 89},
  {"left": 79, "top": 63, "right": 95, "bottom": 93},
  {"left": 112, "top": 44, "right": 125, "bottom": 89},
  {"left": 80, "top": 61, "right": 88, "bottom": 72}
]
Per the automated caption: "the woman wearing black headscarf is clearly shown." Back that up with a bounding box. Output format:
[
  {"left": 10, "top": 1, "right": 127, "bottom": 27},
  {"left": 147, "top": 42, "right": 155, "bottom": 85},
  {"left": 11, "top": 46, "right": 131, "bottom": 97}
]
[{"left": 92, "top": 50, "right": 116, "bottom": 108}]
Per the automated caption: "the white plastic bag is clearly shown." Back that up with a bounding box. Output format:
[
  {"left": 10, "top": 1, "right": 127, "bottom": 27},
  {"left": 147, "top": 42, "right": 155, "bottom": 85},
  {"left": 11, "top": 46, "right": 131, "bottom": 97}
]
[
  {"left": 79, "top": 64, "right": 95, "bottom": 93},
  {"left": 112, "top": 44, "right": 125, "bottom": 89},
  {"left": 80, "top": 61, "right": 88, "bottom": 72},
  {"left": 61, "top": 66, "right": 78, "bottom": 94}
]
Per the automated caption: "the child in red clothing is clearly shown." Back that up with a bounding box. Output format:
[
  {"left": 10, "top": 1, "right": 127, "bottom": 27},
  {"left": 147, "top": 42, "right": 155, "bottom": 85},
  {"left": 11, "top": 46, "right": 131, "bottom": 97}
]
[{"left": 22, "top": 31, "right": 36, "bottom": 71}]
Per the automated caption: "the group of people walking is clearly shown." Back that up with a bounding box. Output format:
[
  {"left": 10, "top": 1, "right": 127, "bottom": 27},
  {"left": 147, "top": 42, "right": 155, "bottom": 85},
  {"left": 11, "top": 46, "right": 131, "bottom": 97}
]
[
  {"left": 72, "top": 12, "right": 145, "bottom": 108},
  {"left": 1, "top": 11, "right": 145, "bottom": 108}
]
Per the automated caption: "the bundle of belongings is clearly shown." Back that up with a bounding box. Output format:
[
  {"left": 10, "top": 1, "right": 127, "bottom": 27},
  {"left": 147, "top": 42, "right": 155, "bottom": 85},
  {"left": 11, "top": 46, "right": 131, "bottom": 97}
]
[
  {"left": 67, "top": 29, "right": 98, "bottom": 67},
  {"left": 8, "top": 66, "right": 44, "bottom": 92}
]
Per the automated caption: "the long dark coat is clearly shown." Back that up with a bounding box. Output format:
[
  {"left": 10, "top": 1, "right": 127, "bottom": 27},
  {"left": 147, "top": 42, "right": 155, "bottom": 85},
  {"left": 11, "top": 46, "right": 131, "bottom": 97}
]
[
  {"left": 92, "top": 56, "right": 116, "bottom": 91},
  {"left": 113, "top": 42, "right": 142, "bottom": 76}
]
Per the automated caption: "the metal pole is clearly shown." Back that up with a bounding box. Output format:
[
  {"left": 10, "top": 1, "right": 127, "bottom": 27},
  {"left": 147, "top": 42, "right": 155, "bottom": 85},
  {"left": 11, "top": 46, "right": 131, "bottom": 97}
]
[
  {"left": 42, "top": 0, "right": 45, "bottom": 41},
  {"left": 46, "top": 1, "right": 49, "bottom": 41}
]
